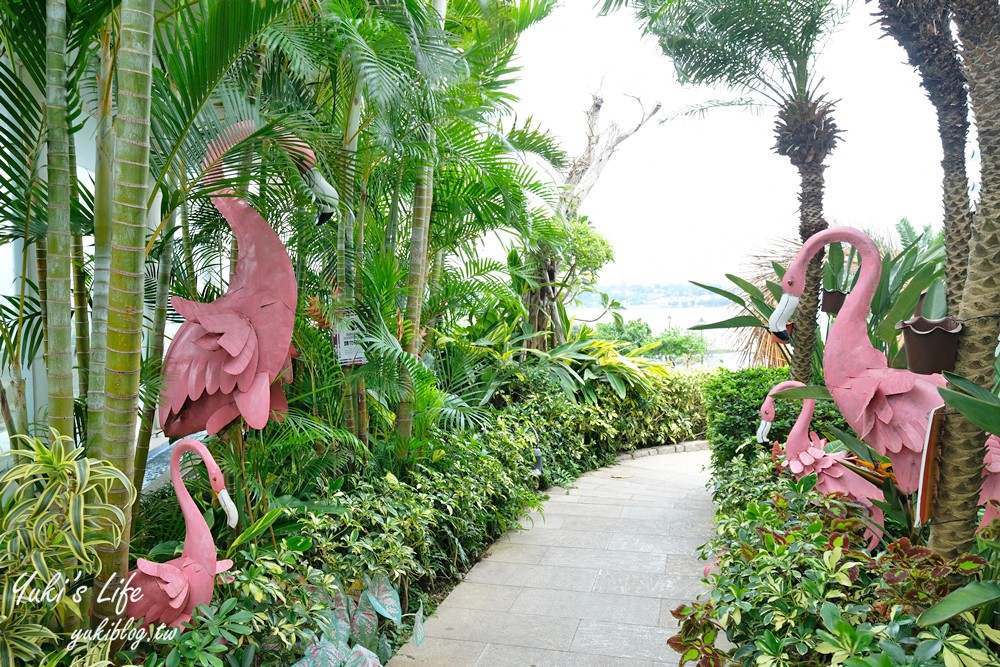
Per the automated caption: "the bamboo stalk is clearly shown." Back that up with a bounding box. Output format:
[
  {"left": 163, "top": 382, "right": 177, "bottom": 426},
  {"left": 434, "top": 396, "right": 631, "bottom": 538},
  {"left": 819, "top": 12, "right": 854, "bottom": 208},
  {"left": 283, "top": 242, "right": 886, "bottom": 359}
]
[
  {"left": 93, "top": 0, "right": 155, "bottom": 628},
  {"left": 87, "top": 18, "right": 115, "bottom": 454}
]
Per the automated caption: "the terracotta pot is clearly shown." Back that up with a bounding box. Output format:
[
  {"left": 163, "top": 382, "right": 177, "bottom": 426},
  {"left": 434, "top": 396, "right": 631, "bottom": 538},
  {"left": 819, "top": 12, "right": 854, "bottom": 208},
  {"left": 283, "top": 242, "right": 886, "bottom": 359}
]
[
  {"left": 821, "top": 289, "right": 848, "bottom": 315},
  {"left": 895, "top": 295, "right": 963, "bottom": 376}
]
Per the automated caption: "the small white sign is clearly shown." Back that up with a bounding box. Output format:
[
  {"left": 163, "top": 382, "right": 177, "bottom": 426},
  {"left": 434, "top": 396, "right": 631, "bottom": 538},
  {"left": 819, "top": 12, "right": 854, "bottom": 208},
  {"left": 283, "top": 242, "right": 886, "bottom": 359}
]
[{"left": 335, "top": 322, "right": 367, "bottom": 366}]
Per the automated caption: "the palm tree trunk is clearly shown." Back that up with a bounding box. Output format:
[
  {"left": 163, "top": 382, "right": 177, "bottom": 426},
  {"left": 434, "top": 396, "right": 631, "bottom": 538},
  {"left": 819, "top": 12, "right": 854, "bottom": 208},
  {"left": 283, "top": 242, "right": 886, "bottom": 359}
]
[
  {"left": 395, "top": 154, "right": 434, "bottom": 439},
  {"left": 87, "top": 19, "right": 115, "bottom": 453},
  {"left": 928, "top": 0, "right": 1000, "bottom": 558},
  {"left": 356, "top": 176, "right": 370, "bottom": 445},
  {"left": 72, "top": 234, "right": 90, "bottom": 398},
  {"left": 133, "top": 231, "right": 173, "bottom": 526},
  {"left": 35, "top": 244, "right": 49, "bottom": 353},
  {"left": 45, "top": 0, "right": 74, "bottom": 439},
  {"left": 93, "top": 0, "right": 155, "bottom": 626},
  {"left": 790, "top": 162, "right": 828, "bottom": 383},
  {"left": 69, "top": 131, "right": 90, "bottom": 401},
  {"left": 396, "top": 0, "right": 446, "bottom": 439},
  {"left": 384, "top": 159, "right": 405, "bottom": 254},
  {"left": 876, "top": 0, "right": 972, "bottom": 315}
]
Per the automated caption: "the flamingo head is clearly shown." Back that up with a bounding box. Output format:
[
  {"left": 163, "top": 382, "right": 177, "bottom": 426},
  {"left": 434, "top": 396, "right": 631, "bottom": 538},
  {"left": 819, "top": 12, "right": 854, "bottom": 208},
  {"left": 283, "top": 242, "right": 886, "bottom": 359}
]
[
  {"left": 204, "top": 456, "right": 239, "bottom": 529},
  {"left": 302, "top": 167, "right": 340, "bottom": 226},
  {"left": 280, "top": 135, "right": 340, "bottom": 226},
  {"left": 768, "top": 245, "right": 814, "bottom": 343},
  {"left": 758, "top": 397, "right": 776, "bottom": 443}
]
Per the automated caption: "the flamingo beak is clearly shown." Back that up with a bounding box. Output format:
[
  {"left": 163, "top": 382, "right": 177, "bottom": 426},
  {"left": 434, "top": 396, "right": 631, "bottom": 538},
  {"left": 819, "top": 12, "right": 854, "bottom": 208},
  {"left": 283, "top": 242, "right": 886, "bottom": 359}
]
[
  {"left": 769, "top": 294, "right": 799, "bottom": 344},
  {"left": 302, "top": 168, "right": 339, "bottom": 226},
  {"left": 757, "top": 419, "right": 772, "bottom": 444},
  {"left": 217, "top": 488, "right": 239, "bottom": 529}
]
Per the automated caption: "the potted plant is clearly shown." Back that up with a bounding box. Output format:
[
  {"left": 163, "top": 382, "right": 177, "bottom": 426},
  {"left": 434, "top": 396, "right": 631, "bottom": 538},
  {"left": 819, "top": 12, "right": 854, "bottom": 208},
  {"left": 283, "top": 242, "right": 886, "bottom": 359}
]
[
  {"left": 895, "top": 288, "right": 962, "bottom": 375},
  {"left": 821, "top": 242, "right": 857, "bottom": 315}
]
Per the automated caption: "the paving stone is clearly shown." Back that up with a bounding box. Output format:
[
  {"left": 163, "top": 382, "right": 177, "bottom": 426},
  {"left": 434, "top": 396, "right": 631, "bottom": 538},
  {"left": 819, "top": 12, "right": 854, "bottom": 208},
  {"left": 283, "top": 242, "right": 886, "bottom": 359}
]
[
  {"left": 465, "top": 560, "right": 599, "bottom": 592},
  {"left": 439, "top": 582, "right": 523, "bottom": 611},
  {"left": 388, "top": 637, "right": 486, "bottom": 666},
  {"left": 540, "top": 546, "right": 667, "bottom": 573},
  {"left": 570, "top": 620, "right": 676, "bottom": 661},
  {"left": 539, "top": 501, "right": 624, "bottom": 517},
  {"left": 504, "top": 528, "right": 613, "bottom": 549},
  {"left": 424, "top": 606, "right": 580, "bottom": 650},
  {"left": 631, "top": 448, "right": 651, "bottom": 458},
  {"left": 593, "top": 571, "right": 710, "bottom": 600},
  {"left": 483, "top": 541, "right": 549, "bottom": 564},
  {"left": 475, "top": 644, "right": 655, "bottom": 666},
  {"left": 608, "top": 531, "right": 711, "bottom": 557},
  {"left": 511, "top": 588, "right": 661, "bottom": 625}
]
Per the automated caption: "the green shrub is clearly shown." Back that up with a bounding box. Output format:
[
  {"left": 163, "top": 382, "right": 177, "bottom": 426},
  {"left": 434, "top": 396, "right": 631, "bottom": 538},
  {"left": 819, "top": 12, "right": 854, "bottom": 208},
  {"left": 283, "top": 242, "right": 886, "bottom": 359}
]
[
  {"left": 703, "top": 366, "right": 847, "bottom": 466},
  {"left": 494, "top": 366, "right": 709, "bottom": 487}
]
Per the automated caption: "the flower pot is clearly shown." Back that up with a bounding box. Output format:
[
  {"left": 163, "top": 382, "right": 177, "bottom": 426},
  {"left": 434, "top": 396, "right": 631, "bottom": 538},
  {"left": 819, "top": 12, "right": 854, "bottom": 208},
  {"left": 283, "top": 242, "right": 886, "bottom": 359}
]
[
  {"left": 895, "top": 314, "right": 963, "bottom": 376},
  {"left": 821, "top": 289, "right": 848, "bottom": 315}
]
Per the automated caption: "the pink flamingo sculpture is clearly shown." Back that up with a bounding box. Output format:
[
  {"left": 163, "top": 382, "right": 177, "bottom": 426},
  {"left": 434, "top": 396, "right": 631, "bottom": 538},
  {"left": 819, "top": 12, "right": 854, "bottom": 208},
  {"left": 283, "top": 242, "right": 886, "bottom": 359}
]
[
  {"left": 981, "top": 437, "right": 1000, "bottom": 528},
  {"left": 758, "top": 380, "right": 885, "bottom": 542},
  {"left": 127, "top": 439, "right": 239, "bottom": 627},
  {"left": 767, "top": 227, "right": 1000, "bottom": 529},
  {"left": 160, "top": 122, "right": 338, "bottom": 436},
  {"left": 768, "top": 228, "right": 945, "bottom": 495}
]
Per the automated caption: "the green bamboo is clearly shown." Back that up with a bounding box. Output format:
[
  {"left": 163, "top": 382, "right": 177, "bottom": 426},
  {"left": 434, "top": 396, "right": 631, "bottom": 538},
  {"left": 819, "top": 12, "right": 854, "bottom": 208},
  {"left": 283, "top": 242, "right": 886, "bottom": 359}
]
[
  {"left": 94, "top": 0, "right": 155, "bottom": 626},
  {"left": 87, "top": 19, "right": 115, "bottom": 453}
]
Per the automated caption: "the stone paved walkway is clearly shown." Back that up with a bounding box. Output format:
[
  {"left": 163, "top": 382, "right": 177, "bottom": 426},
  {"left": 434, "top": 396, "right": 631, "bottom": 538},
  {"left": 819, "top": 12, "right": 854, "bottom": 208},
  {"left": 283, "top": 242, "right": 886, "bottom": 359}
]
[{"left": 390, "top": 445, "right": 715, "bottom": 666}]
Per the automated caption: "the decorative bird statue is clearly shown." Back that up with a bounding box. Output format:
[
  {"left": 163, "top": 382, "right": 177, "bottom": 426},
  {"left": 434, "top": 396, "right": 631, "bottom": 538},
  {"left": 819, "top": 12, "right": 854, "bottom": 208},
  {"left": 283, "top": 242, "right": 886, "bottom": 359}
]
[
  {"left": 768, "top": 227, "right": 1000, "bottom": 530},
  {"left": 758, "top": 380, "right": 885, "bottom": 543},
  {"left": 768, "top": 228, "right": 946, "bottom": 495},
  {"left": 981, "top": 436, "right": 1000, "bottom": 528},
  {"left": 160, "top": 122, "right": 338, "bottom": 436},
  {"left": 127, "top": 439, "right": 238, "bottom": 627}
]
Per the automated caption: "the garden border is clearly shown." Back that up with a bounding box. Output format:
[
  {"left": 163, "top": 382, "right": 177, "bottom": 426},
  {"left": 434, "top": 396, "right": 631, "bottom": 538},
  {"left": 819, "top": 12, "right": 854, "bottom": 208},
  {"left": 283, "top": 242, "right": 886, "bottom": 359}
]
[{"left": 614, "top": 439, "right": 710, "bottom": 461}]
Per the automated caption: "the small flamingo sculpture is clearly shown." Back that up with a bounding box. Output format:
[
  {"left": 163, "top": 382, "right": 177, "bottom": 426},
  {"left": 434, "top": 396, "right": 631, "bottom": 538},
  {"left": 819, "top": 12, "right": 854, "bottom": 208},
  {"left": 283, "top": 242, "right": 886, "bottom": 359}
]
[
  {"left": 758, "top": 380, "right": 885, "bottom": 543},
  {"left": 768, "top": 227, "right": 1000, "bottom": 529},
  {"left": 127, "top": 439, "right": 238, "bottom": 627},
  {"left": 160, "top": 122, "right": 338, "bottom": 436}
]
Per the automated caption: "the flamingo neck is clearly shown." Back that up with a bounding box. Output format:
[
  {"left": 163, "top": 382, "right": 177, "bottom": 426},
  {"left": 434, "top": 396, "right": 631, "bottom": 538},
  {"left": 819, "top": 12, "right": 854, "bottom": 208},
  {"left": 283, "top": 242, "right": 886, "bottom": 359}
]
[
  {"left": 797, "top": 229, "right": 883, "bottom": 374},
  {"left": 786, "top": 398, "right": 817, "bottom": 457},
  {"left": 170, "top": 441, "right": 215, "bottom": 563}
]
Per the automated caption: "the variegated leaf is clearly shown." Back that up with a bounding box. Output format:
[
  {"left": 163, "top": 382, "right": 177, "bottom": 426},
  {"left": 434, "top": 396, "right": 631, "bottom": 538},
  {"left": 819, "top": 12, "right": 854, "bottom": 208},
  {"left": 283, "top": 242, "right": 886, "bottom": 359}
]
[
  {"left": 413, "top": 601, "right": 425, "bottom": 646},
  {"left": 364, "top": 574, "right": 401, "bottom": 625},
  {"left": 343, "top": 645, "right": 381, "bottom": 667},
  {"left": 351, "top": 592, "right": 378, "bottom": 648},
  {"left": 290, "top": 639, "right": 345, "bottom": 667}
]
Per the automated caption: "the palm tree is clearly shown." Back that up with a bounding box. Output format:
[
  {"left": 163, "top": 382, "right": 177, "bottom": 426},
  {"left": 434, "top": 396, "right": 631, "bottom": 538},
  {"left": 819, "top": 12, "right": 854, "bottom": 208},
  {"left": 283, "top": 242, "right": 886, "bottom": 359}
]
[
  {"left": 603, "top": 0, "right": 845, "bottom": 383},
  {"left": 927, "top": 0, "right": 1000, "bottom": 558},
  {"left": 876, "top": 0, "right": 972, "bottom": 316},
  {"left": 44, "top": 0, "right": 74, "bottom": 438},
  {"left": 93, "top": 0, "right": 156, "bottom": 625}
]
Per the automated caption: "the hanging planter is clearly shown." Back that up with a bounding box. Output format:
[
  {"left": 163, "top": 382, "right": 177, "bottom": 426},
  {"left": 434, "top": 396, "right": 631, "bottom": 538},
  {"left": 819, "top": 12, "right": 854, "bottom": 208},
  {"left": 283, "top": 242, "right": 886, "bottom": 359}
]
[
  {"left": 821, "top": 288, "right": 848, "bottom": 315},
  {"left": 895, "top": 293, "right": 962, "bottom": 375}
]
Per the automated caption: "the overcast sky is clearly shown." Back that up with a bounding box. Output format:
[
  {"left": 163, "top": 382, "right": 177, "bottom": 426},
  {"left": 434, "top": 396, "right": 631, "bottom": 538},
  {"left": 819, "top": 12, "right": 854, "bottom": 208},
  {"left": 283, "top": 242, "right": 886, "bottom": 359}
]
[{"left": 509, "top": 1, "right": 957, "bottom": 286}]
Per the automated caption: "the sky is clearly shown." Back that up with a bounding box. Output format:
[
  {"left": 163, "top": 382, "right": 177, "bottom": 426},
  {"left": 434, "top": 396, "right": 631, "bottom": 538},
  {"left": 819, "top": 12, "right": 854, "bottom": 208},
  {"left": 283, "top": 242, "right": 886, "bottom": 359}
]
[{"left": 508, "top": 1, "right": 954, "bottom": 286}]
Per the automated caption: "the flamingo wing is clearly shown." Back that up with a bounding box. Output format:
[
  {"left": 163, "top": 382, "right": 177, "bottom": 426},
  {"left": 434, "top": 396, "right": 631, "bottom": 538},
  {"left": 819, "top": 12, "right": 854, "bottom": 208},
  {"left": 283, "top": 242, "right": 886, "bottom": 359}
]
[
  {"left": 980, "top": 435, "right": 1000, "bottom": 529},
  {"left": 162, "top": 296, "right": 269, "bottom": 435},
  {"left": 128, "top": 558, "right": 191, "bottom": 626}
]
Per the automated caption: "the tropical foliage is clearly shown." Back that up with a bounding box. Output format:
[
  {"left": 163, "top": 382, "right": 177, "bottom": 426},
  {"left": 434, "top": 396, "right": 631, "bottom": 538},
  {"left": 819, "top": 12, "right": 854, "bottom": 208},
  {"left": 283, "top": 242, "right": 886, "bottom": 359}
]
[{"left": 0, "top": 0, "right": 713, "bottom": 662}]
